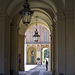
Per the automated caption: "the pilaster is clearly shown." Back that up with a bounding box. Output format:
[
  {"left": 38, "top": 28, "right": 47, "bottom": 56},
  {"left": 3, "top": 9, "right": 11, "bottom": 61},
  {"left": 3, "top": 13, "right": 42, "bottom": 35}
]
[
  {"left": 52, "top": 22, "right": 56, "bottom": 75},
  {"left": 48, "top": 35, "right": 51, "bottom": 72},
  {"left": 18, "top": 35, "right": 26, "bottom": 71},
  {"left": 64, "top": 10, "right": 74, "bottom": 75},
  {"left": 56, "top": 12, "right": 66, "bottom": 75},
  {"left": 4, "top": 15, "right": 10, "bottom": 75},
  {"left": 10, "top": 24, "right": 19, "bottom": 75},
  {"left": 0, "top": 14, "right": 10, "bottom": 75},
  {"left": 0, "top": 15, "right": 5, "bottom": 75}
]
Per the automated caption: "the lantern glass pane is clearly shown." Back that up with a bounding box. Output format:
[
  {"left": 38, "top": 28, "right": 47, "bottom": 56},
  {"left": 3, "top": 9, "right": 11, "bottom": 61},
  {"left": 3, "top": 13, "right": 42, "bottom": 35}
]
[
  {"left": 34, "top": 37, "right": 39, "bottom": 42},
  {"left": 22, "top": 12, "right": 32, "bottom": 24}
]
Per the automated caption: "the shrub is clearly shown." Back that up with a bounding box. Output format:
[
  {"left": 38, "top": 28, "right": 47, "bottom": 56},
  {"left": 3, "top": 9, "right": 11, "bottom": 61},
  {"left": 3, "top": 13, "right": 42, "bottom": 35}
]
[{"left": 37, "top": 57, "right": 40, "bottom": 61}]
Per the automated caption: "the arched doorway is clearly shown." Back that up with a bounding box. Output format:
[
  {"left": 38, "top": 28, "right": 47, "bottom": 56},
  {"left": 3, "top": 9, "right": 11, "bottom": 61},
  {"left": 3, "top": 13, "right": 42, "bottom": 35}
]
[
  {"left": 41, "top": 48, "right": 49, "bottom": 65},
  {"left": 27, "top": 47, "right": 36, "bottom": 64},
  {"left": 23, "top": 24, "right": 51, "bottom": 72}
]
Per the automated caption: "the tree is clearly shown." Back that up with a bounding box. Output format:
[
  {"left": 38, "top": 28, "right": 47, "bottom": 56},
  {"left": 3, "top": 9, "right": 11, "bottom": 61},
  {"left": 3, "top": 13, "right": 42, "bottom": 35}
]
[
  {"left": 44, "top": 49, "right": 49, "bottom": 59},
  {"left": 37, "top": 57, "right": 40, "bottom": 61},
  {"left": 36, "top": 57, "right": 40, "bottom": 65}
]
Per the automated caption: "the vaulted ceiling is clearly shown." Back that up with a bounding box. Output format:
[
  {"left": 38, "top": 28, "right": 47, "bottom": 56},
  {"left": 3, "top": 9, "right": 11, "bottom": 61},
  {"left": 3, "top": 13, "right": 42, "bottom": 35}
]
[{"left": 0, "top": 0, "right": 65, "bottom": 35}]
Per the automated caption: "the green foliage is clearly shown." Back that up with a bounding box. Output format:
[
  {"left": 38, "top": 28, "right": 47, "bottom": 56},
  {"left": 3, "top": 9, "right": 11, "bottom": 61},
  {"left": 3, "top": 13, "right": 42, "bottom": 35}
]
[
  {"left": 37, "top": 57, "right": 40, "bottom": 60},
  {"left": 44, "top": 49, "right": 49, "bottom": 59}
]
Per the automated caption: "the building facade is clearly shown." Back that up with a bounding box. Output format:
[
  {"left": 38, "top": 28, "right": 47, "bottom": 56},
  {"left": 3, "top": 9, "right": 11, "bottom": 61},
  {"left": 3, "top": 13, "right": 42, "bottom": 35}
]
[{"left": 26, "top": 25, "right": 50, "bottom": 64}]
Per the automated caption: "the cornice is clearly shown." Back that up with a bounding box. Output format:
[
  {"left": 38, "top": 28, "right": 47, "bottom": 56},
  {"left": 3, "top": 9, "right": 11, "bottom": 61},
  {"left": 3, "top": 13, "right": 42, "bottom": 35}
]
[
  {"left": 57, "top": 11, "right": 74, "bottom": 20},
  {"left": 19, "top": 35, "right": 26, "bottom": 38},
  {"left": 64, "top": 11, "right": 74, "bottom": 19},
  {"left": 0, "top": 14, "right": 6, "bottom": 21},
  {"left": 57, "top": 12, "right": 65, "bottom": 21},
  {"left": 10, "top": 24, "right": 19, "bottom": 31}
]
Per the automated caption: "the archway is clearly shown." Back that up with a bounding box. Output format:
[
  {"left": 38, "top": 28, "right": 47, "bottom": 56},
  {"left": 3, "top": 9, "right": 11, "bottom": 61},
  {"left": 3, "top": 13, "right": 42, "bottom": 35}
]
[
  {"left": 27, "top": 47, "right": 36, "bottom": 64},
  {"left": 41, "top": 48, "right": 49, "bottom": 65},
  {"left": 7, "top": 0, "right": 58, "bottom": 75}
]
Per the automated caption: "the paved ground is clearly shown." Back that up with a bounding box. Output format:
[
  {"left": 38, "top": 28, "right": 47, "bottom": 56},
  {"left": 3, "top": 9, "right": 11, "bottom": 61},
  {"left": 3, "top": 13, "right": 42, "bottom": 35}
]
[
  {"left": 25, "top": 65, "right": 37, "bottom": 71},
  {"left": 19, "top": 65, "right": 52, "bottom": 75}
]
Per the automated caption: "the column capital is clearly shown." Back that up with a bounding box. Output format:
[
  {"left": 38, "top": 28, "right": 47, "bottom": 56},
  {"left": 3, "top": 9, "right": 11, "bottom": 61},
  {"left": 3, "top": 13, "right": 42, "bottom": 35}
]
[
  {"left": 0, "top": 14, "right": 10, "bottom": 21},
  {"left": 57, "top": 12, "right": 65, "bottom": 21},
  {"left": 64, "top": 11, "right": 74, "bottom": 19},
  {"left": 51, "top": 22, "right": 57, "bottom": 29},
  {"left": 19, "top": 35, "right": 26, "bottom": 38}
]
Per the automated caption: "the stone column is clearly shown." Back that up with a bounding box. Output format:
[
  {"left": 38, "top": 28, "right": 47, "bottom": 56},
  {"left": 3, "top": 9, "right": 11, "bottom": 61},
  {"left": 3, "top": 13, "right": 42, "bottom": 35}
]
[
  {"left": 48, "top": 35, "right": 51, "bottom": 72},
  {"left": 10, "top": 24, "right": 19, "bottom": 75},
  {"left": 18, "top": 35, "right": 26, "bottom": 71},
  {"left": 50, "top": 34, "right": 53, "bottom": 72},
  {"left": 56, "top": 13, "right": 66, "bottom": 75},
  {"left": 52, "top": 22, "right": 56, "bottom": 75},
  {"left": 5, "top": 15, "right": 10, "bottom": 75}
]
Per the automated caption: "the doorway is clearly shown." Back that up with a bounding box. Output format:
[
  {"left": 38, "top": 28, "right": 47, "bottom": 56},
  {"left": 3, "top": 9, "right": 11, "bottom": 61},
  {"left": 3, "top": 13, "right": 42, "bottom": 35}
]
[
  {"left": 41, "top": 48, "right": 49, "bottom": 65},
  {"left": 31, "top": 56, "right": 34, "bottom": 64}
]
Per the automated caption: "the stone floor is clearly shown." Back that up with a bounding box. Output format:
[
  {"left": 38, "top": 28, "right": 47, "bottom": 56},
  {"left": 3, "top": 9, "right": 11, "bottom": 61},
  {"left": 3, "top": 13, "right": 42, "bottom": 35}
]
[{"left": 19, "top": 65, "right": 52, "bottom": 75}]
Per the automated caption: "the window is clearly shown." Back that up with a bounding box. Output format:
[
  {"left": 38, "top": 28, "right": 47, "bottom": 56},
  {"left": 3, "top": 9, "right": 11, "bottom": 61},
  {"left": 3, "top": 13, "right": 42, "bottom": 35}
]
[
  {"left": 31, "top": 51, "right": 34, "bottom": 55},
  {"left": 44, "top": 30, "right": 47, "bottom": 42},
  {"left": 30, "top": 31, "right": 34, "bottom": 42}
]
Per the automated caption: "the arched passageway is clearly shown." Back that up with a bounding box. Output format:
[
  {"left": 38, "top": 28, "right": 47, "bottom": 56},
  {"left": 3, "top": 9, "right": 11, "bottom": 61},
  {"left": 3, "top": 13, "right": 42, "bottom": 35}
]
[
  {"left": 2, "top": 0, "right": 75, "bottom": 75},
  {"left": 41, "top": 48, "right": 49, "bottom": 65},
  {"left": 10, "top": 0, "right": 56, "bottom": 74},
  {"left": 21, "top": 24, "right": 51, "bottom": 72}
]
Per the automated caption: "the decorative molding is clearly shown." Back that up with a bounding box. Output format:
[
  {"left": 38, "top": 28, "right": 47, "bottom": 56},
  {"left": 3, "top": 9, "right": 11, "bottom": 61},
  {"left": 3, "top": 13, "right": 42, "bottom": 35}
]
[
  {"left": 0, "top": 15, "right": 7, "bottom": 21},
  {"left": 26, "top": 42, "right": 50, "bottom": 44},
  {"left": 53, "top": 15, "right": 57, "bottom": 22},
  {"left": 10, "top": 25, "right": 19, "bottom": 31},
  {"left": 57, "top": 12, "right": 65, "bottom": 21},
  {"left": 19, "top": 35, "right": 26, "bottom": 38}
]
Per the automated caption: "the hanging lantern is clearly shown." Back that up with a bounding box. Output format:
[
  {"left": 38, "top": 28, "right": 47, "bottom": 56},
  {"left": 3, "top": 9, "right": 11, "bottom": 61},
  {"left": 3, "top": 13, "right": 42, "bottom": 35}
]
[
  {"left": 33, "top": 16, "right": 40, "bottom": 42},
  {"left": 20, "top": 0, "right": 34, "bottom": 26}
]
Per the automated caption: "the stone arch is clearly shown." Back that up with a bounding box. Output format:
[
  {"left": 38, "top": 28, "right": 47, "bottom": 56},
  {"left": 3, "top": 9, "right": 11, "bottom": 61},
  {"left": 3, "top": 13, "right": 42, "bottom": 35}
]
[
  {"left": 41, "top": 48, "right": 50, "bottom": 62},
  {"left": 4, "top": 0, "right": 64, "bottom": 74},
  {"left": 40, "top": 45, "right": 50, "bottom": 51},
  {"left": 40, "top": 45, "right": 51, "bottom": 58},
  {"left": 5, "top": 0, "right": 58, "bottom": 30},
  {"left": 6, "top": 0, "right": 57, "bottom": 17}
]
